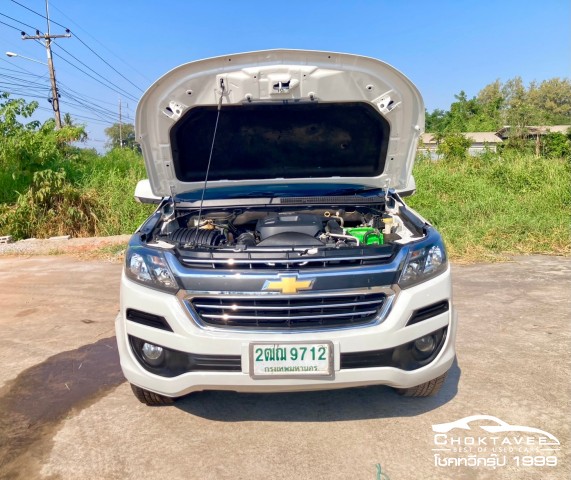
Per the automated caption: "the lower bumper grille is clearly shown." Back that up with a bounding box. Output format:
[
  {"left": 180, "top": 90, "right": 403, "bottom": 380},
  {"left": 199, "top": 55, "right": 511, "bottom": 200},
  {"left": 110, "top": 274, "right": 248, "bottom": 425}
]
[
  {"left": 129, "top": 336, "right": 241, "bottom": 377},
  {"left": 187, "top": 292, "right": 390, "bottom": 330},
  {"left": 341, "top": 326, "right": 448, "bottom": 371}
]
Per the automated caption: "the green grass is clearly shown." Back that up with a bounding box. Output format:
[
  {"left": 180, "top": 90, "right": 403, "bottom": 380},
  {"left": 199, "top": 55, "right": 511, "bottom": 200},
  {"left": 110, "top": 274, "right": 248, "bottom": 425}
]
[
  {"left": 76, "top": 149, "right": 154, "bottom": 235},
  {"left": 407, "top": 152, "right": 571, "bottom": 261},
  {"left": 1, "top": 147, "right": 569, "bottom": 263},
  {"left": 0, "top": 148, "right": 154, "bottom": 240}
]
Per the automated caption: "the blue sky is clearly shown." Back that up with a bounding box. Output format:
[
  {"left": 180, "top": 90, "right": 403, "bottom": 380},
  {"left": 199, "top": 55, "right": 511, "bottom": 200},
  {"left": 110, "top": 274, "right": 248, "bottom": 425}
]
[{"left": 1, "top": 0, "right": 569, "bottom": 151}]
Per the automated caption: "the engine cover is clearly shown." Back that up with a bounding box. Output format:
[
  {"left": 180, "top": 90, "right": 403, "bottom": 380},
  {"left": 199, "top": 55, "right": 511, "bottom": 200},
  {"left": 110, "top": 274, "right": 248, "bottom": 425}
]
[{"left": 256, "top": 214, "right": 323, "bottom": 240}]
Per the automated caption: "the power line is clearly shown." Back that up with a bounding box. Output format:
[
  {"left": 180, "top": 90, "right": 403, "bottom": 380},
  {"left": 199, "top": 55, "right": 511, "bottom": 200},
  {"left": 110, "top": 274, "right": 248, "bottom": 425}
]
[
  {"left": 72, "top": 34, "right": 144, "bottom": 93},
  {"left": 35, "top": 105, "right": 114, "bottom": 126},
  {"left": 10, "top": 0, "right": 58, "bottom": 24},
  {"left": 1, "top": 75, "right": 124, "bottom": 123},
  {"left": 0, "top": 18, "right": 24, "bottom": 32},
  {"left": 0, "top": 56, "right": 50, "bottom": 81},
  {"left": 1, "top": 16, "right": 115, "bottom": 122},
  {"left": 56, "top": 78, "right": 133, "bottom": 120},
  {"left": 59, "top": 93, "right": 116, "bottom": 119},
  {"left": 66, "top": 112, "right": 115, "bottom": 124},
  {"left": 58, "top": 85, "right": 123, "bottom": 121},
  {"left": 50, "top": 50, "right": 138, "bottom": 102},
  {"left": 58, "top": 81, "right": 133, "bottom": 108},
  {"left": 0, "top": 79, "right": 50, "bottom": 91},
  {"left": 10, "top": 0, "right": 145, "bottom": 92},
  {"left": 0, "top": 89, "right": 47, "bottom": 100},
  {"left": 59, "top": 88, "right": 120, "bottom": 116},
  {"left": 0, "top": 72, "right": 52, "bottom": 88},
  {"left": 0, "top": 80, "right": 51, "bottom": 91},
  {"left": 19, "top": 2, "right": 71, "bottom": 130},
  {"left": 60, "top": 91, "right": 120, "bottom": 123},
  {"left": 0, "top": 65, "right": 48, "bottom": 77},
  {"left": 0, "top": 88, "right": 115, "bottom": 127},
  {"left": 50, "top": 0, "right": 152, "bottom": 83},
  {"left": 5, "top": 1, "right": 141, "bottom": 133},
  {"left": 0, "top": 11, "right": 41, "bottom": 32},
  {"left": 51, "top": 42, "right": 139, "bottom": 101},
  {"left": 5, "top": 1, "right": 140, "bottom": 142}
]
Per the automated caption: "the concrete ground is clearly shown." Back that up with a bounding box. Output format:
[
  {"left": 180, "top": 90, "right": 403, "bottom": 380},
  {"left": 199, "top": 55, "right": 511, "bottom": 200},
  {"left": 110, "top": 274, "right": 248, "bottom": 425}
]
[{"left": 0, "top": 254, "right": 569, "bottom": 480}]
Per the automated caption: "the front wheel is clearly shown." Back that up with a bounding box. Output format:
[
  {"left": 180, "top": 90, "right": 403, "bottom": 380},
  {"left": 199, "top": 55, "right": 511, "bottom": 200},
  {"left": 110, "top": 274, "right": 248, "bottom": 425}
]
[
  {"left": 394, "top": 372, "right": 448, "bottom": 397},
  {"left": 130, "top": 384, "right": 175, "bottom": 406}
]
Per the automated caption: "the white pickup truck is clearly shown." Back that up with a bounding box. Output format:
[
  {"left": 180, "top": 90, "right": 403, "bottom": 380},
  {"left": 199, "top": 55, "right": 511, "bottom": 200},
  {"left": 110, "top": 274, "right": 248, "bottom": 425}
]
[{"left": 115, "top": 50, "right": 457, "bottom": 406}]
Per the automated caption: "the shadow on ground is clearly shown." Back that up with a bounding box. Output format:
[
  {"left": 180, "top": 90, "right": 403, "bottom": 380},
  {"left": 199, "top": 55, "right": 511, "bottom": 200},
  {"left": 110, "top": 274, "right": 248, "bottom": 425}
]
[
  {"left": 175, "top": 358, "right": 461, "bottom": 422},
  {"left": 0, "top": 337, "right": 124, "bottom": 479}
]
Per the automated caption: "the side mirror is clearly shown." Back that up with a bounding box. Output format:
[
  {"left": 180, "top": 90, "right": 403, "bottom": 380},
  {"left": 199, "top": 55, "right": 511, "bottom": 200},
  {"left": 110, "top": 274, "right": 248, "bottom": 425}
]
[{"left": 134, "top": 179, "right": 163, "bottom": 204}]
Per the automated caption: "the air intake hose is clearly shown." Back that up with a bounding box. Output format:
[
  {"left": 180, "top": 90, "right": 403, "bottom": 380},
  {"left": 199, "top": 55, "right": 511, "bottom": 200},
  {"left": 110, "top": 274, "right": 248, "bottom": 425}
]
[{"left": 170, "top": 228, "right": 225, "bottom": 246}]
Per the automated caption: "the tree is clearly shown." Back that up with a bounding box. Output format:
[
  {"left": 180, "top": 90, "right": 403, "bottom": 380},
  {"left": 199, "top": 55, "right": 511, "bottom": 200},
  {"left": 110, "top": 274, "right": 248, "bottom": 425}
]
[
  {"left": 104, "top": 122, "right": 138, "bottom": 150},
  {"left": 425, "top": 90, "right": 501, "bottom": 134},
  {"left": 447, "top": 91, "right": 474, "bottom": 132},
  {"left": 527, "top": 78, "right": 571, "bottom": 124},
  {"left": 62, "top": 112, "right": 88, "bottom": 141},
  {"left": 501, "top": 77, "right": 541, "bottom": 128},
  {"left": 425, "top": 108, "right": 450, "bottom": 133},
  {"left": 497, "top": 77, "right": 543, "bottom": 149},
  {"left": 0, "top": 93, "right": 87, "bottom": 167},
  {"left": 0, "top": 93, "right": 88, "bottom": 204},
  {"left": 426, "top": 76, "right": 571, "bottom": 137},
  {"left": 476, "top": 79, "right": 503, "bottom": 128},
  {"left": 436, "top": 133, "right": 472, "bottom": 160}
]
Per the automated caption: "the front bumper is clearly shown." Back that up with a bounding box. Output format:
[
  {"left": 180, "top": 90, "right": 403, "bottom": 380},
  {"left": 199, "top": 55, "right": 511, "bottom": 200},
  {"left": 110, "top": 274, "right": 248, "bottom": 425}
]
[{"left": 116, "top": 265, "right": 456, "bottom": 397}]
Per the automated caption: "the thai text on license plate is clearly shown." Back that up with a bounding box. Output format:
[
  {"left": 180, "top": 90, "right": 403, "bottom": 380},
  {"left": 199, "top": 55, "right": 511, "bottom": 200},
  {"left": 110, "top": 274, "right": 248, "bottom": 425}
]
[{"left": 250, "top": 342, "right": 333, "bottom": 378}]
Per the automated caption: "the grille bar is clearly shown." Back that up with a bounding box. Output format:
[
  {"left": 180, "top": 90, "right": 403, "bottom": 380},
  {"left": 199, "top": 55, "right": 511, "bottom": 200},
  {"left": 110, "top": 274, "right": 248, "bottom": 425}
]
[
  {"left": 187, "top": 292, "right": 389, "bottom": 330},
  {"left": 201, "top": 309, "right": 379, "bottom": 321},
  {"left": 193, "top": 298, "right": 383, "bottom": 311}
]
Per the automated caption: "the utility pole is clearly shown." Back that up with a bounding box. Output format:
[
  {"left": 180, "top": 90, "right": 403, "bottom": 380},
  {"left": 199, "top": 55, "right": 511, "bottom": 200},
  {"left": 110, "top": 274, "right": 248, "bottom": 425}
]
[
  {"left": 118, "top": 98, "right": 123, "bottom": 148},
  {"left": 21, "top": 0, "right": 70, "bottom": 129}
]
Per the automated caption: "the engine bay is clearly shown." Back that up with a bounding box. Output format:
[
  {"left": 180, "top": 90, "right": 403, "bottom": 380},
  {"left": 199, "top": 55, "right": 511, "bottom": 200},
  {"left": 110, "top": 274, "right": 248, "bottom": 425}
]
[{"left": 146, "top": 195, "right": 425, "bottom": 253}]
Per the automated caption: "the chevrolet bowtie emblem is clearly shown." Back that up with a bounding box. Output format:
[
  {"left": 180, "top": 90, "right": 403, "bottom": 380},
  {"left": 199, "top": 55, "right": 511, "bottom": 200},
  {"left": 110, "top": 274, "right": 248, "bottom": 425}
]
[{"left": 263, "top": 276, "right": 315, "bottom": 294}]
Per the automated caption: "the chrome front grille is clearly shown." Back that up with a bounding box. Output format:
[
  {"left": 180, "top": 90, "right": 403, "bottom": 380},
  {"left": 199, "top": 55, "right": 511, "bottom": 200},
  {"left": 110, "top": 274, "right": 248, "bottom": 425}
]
[{"left": 186, "top": 292, "right": 391, "bottom": 330}]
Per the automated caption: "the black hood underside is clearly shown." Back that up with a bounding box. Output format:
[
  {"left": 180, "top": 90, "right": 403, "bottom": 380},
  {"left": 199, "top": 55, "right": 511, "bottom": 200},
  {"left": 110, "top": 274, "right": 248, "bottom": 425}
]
[{"left": 170, "top": 102, "right": 390, "bottom": 183}]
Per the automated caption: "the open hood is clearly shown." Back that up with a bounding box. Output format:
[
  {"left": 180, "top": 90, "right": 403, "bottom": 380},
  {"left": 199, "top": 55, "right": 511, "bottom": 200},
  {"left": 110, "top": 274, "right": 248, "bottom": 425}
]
[{"left": 136, "top": 49, "right": 424, "bottom": 198}]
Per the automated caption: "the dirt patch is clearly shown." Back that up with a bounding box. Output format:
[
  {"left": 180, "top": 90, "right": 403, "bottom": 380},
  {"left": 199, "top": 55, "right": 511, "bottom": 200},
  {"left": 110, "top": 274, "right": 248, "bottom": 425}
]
[{"left": 0, "top": 235, "right": 130, "bottom": 262}]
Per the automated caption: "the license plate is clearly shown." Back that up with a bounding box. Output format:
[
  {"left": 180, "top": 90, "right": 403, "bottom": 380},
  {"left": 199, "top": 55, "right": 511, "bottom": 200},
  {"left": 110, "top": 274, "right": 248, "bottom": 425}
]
[{"left": 250, "top": 342, "right": 333, "bottom": 378}]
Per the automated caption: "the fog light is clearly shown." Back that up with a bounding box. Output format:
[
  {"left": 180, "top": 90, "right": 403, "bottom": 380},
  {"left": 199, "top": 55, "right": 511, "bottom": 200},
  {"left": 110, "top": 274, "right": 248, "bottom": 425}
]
[
  {"left": 413, "top": 335, "right": 436, "bottom": 359},
  {"left": 141, "top": 342, "right": 165, "bottom": 366}
]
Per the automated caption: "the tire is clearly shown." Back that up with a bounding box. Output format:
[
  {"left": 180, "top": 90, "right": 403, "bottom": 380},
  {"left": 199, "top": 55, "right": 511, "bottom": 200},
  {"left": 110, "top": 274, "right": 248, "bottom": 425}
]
[
  {"left": 130, "top": 383, "right": 175, "bottom": 406},
  {"left": 394, "top": 372, "right": 448, "bottom": 397}
]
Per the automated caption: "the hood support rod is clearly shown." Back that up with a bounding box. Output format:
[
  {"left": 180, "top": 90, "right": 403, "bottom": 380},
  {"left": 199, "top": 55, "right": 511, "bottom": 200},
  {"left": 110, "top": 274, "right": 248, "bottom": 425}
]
[{"left": 191, "top": 78, "right": 225, "bottom": 246}]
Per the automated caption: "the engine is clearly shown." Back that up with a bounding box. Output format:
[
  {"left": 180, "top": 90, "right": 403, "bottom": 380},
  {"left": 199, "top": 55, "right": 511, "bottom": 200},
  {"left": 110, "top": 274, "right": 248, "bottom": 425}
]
[
  {"left": 153, "top": 205, "right": 418, "bottom": 250},
  {"left": 256, "top": 214, "right": 324, "bottom": 246}
]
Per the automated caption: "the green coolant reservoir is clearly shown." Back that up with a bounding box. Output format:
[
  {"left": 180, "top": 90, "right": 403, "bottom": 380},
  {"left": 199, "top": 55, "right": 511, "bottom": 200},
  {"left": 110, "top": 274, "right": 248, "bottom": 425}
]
[{"left": 345, "top": 227, "right": 384, "bottom": 245}]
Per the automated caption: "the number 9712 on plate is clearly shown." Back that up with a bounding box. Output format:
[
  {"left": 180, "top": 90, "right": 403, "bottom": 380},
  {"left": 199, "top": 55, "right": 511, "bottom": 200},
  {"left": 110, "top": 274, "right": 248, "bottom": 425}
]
[{"left": 249, "top": 342, "right": 334, "bottom": 379}]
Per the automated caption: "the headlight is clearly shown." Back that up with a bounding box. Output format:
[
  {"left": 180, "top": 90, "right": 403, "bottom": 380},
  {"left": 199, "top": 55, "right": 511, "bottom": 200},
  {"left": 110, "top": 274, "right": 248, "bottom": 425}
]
[
  {"left": 125, "top": 247, "right": 179, "bottom": 293},
  {"left": 399, "top": 241, "right": 448, "bottom": 288}
]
